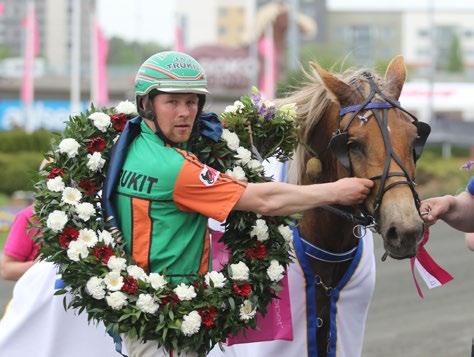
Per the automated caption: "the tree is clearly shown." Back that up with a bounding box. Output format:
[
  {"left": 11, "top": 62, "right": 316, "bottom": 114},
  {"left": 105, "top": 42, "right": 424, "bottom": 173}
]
[
  {"left": 446, "top": 33, "right": 464, "bottom": 73},
  {"left": 107, "top": 37, "right": 166, "bottom": 66}
]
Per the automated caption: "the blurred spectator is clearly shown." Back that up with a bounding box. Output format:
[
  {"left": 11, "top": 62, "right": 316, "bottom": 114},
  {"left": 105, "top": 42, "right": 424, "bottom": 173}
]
[{"left": 0, "top": 205, "right": 38, "bottom": 281}]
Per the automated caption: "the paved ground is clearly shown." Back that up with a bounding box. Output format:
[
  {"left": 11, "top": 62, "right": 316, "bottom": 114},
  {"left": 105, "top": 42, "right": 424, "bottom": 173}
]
[
  {"left": 363, "top": 222, "right": 474, "bottom": 357},
  {"left": 1, "top": 223, "right": 473, "bottom": 356}
]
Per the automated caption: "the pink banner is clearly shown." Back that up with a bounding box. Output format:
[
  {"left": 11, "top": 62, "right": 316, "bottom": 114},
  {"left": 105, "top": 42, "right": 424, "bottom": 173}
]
[
  {"left": 0, "top": 3, "right": 4, "bottom": 16},
  {"left": 258, "top": 27, "right": 277, "bottom": 100},
  {"left": 92, "top": 19, "right": 109, "bottom": 106},
  {"left": 211, "top": 230, "right": 293, "bottom": 345},
  {"left": 21, "top": 3, "right": 38, "bottom": 105},
  {"left": 174, "top": 26, "right": 185, "bottom": 52}
]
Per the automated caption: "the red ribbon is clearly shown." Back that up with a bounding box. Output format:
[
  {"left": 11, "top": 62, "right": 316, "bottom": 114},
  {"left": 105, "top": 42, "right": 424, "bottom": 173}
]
[{"left": 410, "top": 229, "right": 453, "bottom": 298}]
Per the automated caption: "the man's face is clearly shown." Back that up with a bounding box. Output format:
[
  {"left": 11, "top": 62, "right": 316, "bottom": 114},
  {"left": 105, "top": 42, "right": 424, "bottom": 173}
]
[{"left": 152, "top": 93, "right": 199, "bottom": 143}]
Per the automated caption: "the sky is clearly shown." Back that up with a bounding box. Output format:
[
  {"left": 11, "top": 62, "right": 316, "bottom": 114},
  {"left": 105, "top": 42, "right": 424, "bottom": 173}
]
[{"left": 97, "top": 0, "right": 176, "bottom": 46}]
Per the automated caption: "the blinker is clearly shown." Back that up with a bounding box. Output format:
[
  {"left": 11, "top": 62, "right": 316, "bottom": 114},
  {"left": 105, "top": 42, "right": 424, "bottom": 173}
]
[
  {"left": 413, "top": 121, "right": 431, "bottom": 161},
  {"left": 328, "top": 131, "right": 351, "bottom": 172}
]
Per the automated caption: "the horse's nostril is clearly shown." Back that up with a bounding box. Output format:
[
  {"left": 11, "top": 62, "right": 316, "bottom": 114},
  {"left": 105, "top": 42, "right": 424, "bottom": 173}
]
[{"left": 386, "top": 226, "right": 398, "bottom": 241}]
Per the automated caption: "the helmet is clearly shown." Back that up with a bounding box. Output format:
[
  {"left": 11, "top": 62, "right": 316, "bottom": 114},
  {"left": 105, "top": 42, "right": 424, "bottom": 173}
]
[{"left": 135, "top": 51, "right": 208, "bottom": 96}]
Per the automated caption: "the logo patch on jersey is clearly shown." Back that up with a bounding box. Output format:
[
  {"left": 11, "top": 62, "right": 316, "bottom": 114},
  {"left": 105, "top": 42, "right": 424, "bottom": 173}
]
[{"left": 200, "top": 165, "right": 220, "bottom": 186}]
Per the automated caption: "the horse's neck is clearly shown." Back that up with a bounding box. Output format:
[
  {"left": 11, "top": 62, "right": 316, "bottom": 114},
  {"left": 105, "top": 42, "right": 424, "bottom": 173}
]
[{"left": 299, "top": 209, "right": 357, "bottom": 253}]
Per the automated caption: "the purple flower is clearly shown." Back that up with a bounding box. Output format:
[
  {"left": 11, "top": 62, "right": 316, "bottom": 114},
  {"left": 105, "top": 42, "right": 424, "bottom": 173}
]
[
  {"left": 251, "top": 93, "right": 261, "bottom": 109},
  {"left": 462, "top": 160, "right": 474, "bottom": 171},
  {"left": 264, "top": 106, "right": 276, "bottom": 120},
  {"left": 258, "top": 103, "right": 266, "bottom": 115}
]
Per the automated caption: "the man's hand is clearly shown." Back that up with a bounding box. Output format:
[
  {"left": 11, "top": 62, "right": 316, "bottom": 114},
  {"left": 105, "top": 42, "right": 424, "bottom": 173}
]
[
  {"left": 331, "top": 177, "right": 374, "bottom": 206},
  {"left": 419, "top": 195, "right": 455, "bottom": 226}
]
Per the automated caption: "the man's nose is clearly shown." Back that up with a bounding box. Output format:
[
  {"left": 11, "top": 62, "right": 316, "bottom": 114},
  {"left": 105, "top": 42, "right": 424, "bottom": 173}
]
[{"left": 177, "top": 102, "right": 191, "bottom": 116}]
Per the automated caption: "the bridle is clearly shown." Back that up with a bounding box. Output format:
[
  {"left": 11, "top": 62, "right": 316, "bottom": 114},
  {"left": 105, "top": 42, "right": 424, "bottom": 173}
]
[{"left": 321, "top": 72, "right": 431, "bottom": 232}]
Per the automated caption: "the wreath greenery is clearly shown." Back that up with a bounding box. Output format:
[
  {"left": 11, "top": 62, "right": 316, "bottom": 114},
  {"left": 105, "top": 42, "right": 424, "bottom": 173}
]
[{"left": 34, "top": 87, "right": 298, "bottom": 356}]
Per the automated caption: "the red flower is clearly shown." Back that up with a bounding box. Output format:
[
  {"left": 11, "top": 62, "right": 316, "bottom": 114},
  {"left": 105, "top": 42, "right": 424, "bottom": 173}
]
[
  {"left": 92, "top": 245, "right": 114, "bottom": 264},
  {"left": 58, "top": 226, "right": 79, "bottom": 248},
  {"left": 192, "top": 280, "right": 208, "bottom": 290},
  {"left": 79, "top": 179, "right": 97, "bottom": 196},
  {"left": 232, "top": 283, "right": 252, "bottom": 297},
  {"left": 86, "top": 136, "right": 107, "bottom": 153},
  {"left": 111, "top": 113, "right": 129, "bottom": 132},
  {"left": 161, "top": 292, "right": 179, "bottom": 305},
  {"left": 245, "top": 241, "right": 267, "bottom": 260},
  {"left": 198, "top": 307, "right": 218, "bottom": 329},
  {"left": 47, "top": 167, "right": 64, "bottom": 179},
  {"left": 121, "top": 276, "right": 138, "bottom": 295}
]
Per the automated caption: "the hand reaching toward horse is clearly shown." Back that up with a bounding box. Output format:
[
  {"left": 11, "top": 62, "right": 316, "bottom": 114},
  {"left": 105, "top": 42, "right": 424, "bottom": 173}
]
[{"left": 330, "top": 177, "right": 374, "bottom": 206}]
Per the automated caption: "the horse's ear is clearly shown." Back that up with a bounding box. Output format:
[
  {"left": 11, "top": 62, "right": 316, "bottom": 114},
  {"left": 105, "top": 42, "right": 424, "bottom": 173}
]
[
  {"left": 384, "top": 55, "right": 406, "bottom": 100},
  {"left": 309, "top": 61, "right": 359, "bottom": 106}
]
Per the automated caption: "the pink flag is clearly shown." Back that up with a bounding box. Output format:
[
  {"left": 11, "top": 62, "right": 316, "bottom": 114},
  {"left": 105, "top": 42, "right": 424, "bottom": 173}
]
[
  {"left": 174, "top": 18, "right": 185, "bottom": 52},
  {"left": 0, "top": 3, "right": 4, "bottom": 16},
  {"left": 211, "top": 230, "right": 293, "bottom": 345},
  {"left": 91, "top": 18, "right": 109, "bottom": 106},
  {"left": 258, "top": 26, "right": 277, "bottom": 99},
  {"left": 21, "top": 2, "right": 39, "bottom": 105}
]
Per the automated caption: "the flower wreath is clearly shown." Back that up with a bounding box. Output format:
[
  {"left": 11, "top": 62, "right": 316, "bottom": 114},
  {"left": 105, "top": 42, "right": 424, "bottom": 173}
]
[{"left": 34, "top": 88, "right": 298, "bottom": 356}]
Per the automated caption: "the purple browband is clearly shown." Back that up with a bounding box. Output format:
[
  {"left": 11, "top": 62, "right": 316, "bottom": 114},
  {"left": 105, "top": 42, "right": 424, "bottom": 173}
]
[{"left": 339, "top": 100, "right": 400, "bottom": 116}]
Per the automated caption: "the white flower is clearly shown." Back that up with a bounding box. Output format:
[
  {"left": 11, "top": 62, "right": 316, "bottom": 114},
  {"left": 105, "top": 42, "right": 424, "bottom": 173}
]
[
  {"left": 106, "top": 291, "right": 128, "bottom": 310},
  {"left": 89, "top": 112, "right": 111, "bottom": 132},
  {"left": 173, "top": 283, "right": 197, "bottom": 301},
  {"left": 235, "top": 146, "right": 252, "bottom": 165},
  {"left": 87, "top": 152, "right": 106, "bottom": 172},
  {"left": 107, "top": 256, "right": 127, "bottom": 272},
  {"left": 75, "top": 202, "right": 96, "bottom": 221},
  {"left": 136, "top": 294, "right": 159, "bottom": 314},
  {"left": 224, "top": 105, "right": 237, "bottom": 113},
  {"left": 250, "top": 219, "right": 269, "bottom": 242},
  {"left": 127, "top": 265, "right": 148, "bottom": 282},
  {"left": 46, "top": 210, "right": 68, "bottom": 232},
  {"left": 86, "top": 277, "right": 106, "bottom": 300},
  {"left": 98, "top": 230, "right": 115, "bottom": 247},
  {"left": 104, "top": 271, "right": 124, "bottom": 291},
  {"left": 78, "top": 228, "right": 98, "bottom": 248},
  {"left": 247, "top": 159, "right": 263, "bottom": 172},
  {"left": 47, "top": 176, "right": 65, "bottom": 192},
  {"left": 204, "top": 271, "right": 227, "bottom": 288},
  {"left": 239, "top": 300, "right": 257, "bottom": 321},
  {"left": 58, "top": 138, "right": 80, "bottom": 158},
  {"left": 279, "top": 102, "right": 297, "bottom": 118},
  {"left": 115, "top": 100, "right": 137, "bottom": 115},
  {"left": 221, "top": 129, "right": 240, "bottom": 151},
  {"left": 230, "top": 261, "right": 249, "bottom": 281},
  {"left": 278, "top": 225, "right": 293, "bottom": 243},
  {"left": 267, "top": 260, "right": 285, "bottom": 282},
  {"left": 61, "top": 187, "right": 82, "bottom": 205},
  {"left": 233, "top": 100, "right": 245, "bottom": 113},
  {"left": 226, "top": 166, "right": 246, "bottom": 181},
  {"left": 180, "top": 310, "right": 201, "bottom": 336},
  {"left": 148, "top": 273, "right": 167, "bottom": 290},
  {"left": 67, "top": 239, "right": 89, "bottom": 261}
]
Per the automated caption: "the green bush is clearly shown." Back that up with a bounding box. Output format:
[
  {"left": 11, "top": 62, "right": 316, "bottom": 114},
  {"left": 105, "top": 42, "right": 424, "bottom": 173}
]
[
  {"left": 0, "top": 151, "right": 44, "bottom": 195},
  {"left": 0, "top": 129, "right": 56, "bottom": 153},
  {"left": 416, "top": 151, "right": 472, "bottom": 198}
]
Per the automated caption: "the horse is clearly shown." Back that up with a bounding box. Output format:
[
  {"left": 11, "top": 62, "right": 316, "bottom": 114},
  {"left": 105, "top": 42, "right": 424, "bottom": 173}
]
[{"left": 209, "top": 55, "right": 429, "bottom": 357}]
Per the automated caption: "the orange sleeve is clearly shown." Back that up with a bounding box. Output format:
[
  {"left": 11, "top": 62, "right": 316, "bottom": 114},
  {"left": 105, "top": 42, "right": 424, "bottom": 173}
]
[{"left": 173, "top": 150, "right": 247, "bottom": 221}]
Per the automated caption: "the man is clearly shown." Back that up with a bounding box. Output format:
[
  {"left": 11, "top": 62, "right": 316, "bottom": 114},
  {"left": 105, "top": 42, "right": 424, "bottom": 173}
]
[
  {"left": 421, "top": 176, "right": 474, "bottom": 231},
  {"left": 103, "top": 51, "right": 373, "bottom": 356}
]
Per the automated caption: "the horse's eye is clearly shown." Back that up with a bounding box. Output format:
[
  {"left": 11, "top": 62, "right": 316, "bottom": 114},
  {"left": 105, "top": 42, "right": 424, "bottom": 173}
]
[{"left": 348, "top": 140, "right": 365, "bottom": 155}]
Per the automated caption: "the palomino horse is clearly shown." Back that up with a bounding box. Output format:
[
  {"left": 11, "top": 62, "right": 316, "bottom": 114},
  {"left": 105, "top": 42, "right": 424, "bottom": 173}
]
[{"left": 209, "top": 55, "right": 429, "bottom": 357}]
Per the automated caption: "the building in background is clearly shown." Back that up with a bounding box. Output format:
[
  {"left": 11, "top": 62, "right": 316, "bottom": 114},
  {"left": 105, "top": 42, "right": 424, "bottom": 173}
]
[{"left": 0, "top": 0, "right": 95, "bottom": 77}]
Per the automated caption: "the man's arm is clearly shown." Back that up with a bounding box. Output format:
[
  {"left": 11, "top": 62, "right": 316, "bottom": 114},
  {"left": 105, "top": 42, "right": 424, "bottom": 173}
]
[
  {"left": 421, "top": 191, "right": 474, "bottom": 232},
  {"left": 233, "top": 177, "right": 373, "bottom": 216}
]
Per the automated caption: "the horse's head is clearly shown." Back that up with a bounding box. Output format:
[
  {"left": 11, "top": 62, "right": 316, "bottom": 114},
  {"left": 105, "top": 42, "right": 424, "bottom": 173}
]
[{"left": 294, "top": 56, "right": 429, "bottom": 259}]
